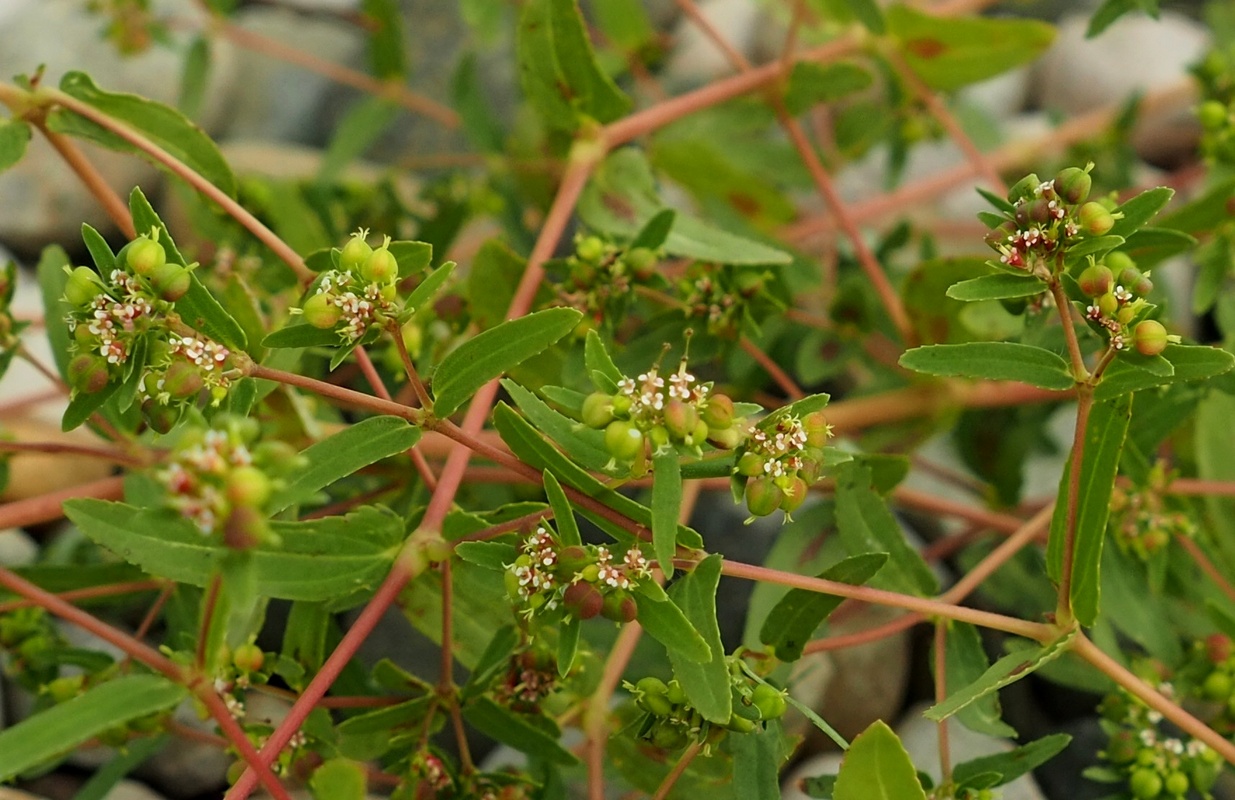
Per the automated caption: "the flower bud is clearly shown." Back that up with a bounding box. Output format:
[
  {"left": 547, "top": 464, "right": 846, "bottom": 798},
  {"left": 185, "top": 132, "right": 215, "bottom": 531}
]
[
  {"left": 581, "top": 392, "right": 614, "bottom": 429},
  {"left": 563, "top": 581, "right": 604, "bottom": 620},
  {"left": 1078, "top": 202, "right": 1115, "bottom": 236},
  {"left": 302, "top": 292, "right": 342, "bottom": 329},
  {"left": 1078, "top": 265, "right": 1113, "bottom": 298},
  {"left": 150, "top": 263, "right": 191, "bottom": 302},
  {"left": 126, "top": 236, "right": 167, "bottom": 277},
  {"left": 1053, "top": 166, "right": 1092, "bottom": 204},
  {"left": 604, "top": 420, "right": 645, "bottom": 461},
  {"left": 340, "top": 232, "right": 373, "bottom": 271},
  {"left": 1133, "top": 319, "right": 1169, "bottom": 356},
  {"left": 700, "top": 394, "right": 734, "bottom": 430},
  {"left": 361, "top": 245, "right": 399, "bottom": 284},
  {"left": 745, "top": 477, "right": 784, "bottom": 517},
  {"left": 68, "top": 354, "right": 110, "bottom": 394}
]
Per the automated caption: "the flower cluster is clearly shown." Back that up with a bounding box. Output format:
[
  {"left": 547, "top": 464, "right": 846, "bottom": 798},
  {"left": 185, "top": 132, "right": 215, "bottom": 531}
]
[
  {"left": 1109, "top": 463, "right": 1196, "bottom": 561},
  {"left": 983, "top": 165, "right": 1116, "bottom": 281},
  {"left": 581, "top": 358, "right": 744, "bottom": 474},
  {"left": 733, "top": 410, "right": 831, "bottom": 519},
  {"left": 154, "top": 417, "right": 304, "bottom": 547},
  {"left": 552, "top": 234, "right": 659, "bottom": 332},
  {"left": 298, "top": 230, "right": 402, "bottom": 344},
  {"left": 677, "top": 264, "right": 766, "bottom": 338},
  {"left": 1095, "top": 674, "right": 1222, "bottom": 800},
  {"left": 1076, "top": 251, "right": 1178, "bottom": 356},
  {"left": 1193, "top": 49, "right": 1235, "bottom": 165},
  {"left": 494, "top": 647, "right": 558, "bottom": 713},
  {"left": 504, "top": 525, "right": 651, "bottom": 624}
]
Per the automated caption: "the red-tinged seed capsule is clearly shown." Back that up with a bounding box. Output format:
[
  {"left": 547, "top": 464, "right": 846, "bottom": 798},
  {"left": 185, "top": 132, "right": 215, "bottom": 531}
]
[
  {"left": 700, "top": 394, "right": 735, "bottom": 430},
  {"left": 601, "top": 590, "right": 637, "bottom": 623},
  {"left": 803, "top": 411, "right": 830, "bottom": 448},
  {"left": 736, "top": 451, "right": 764, "bottom": 477},
  {"left": 1134, "top": 319, "right": 1169, "bottom": 357},
  {"left": 663, "top": 398, "right": 697, "bottom": 440},
  {"left": 68, "top": 354, "right": 110, "bottom": 394},
  {"left": 1208, "top": 633, "right": 1232, "bottom": 663},
  {"left": 707, "top": 426, "right": 743, "bottom": 450},
  {"left": 126, "top": 236, "right": 166, "bottom": 277},
  {"left": 163, "top": 361, "right": 204, "bottom": 399},
  {"left": 1104, "top": 250, "right": 1134, "bottom": 275},
  {"left": 1078, "top": 264, "right": 1113, "bottom": 298},
  {"left": 984, "top": 222, "right": 1016, "bottom": 251},
  {"left": 556, "top": 545, "right": 591, "bottom": 575},
  {"left": 1027, "top": 197, "right": 1052, "bottom": 224},
  {"left": 1117, "top": 266, "right": 1143, "bottom": 290},
  {"left": 563, "top": 581, "right": 604, "bottom": 620},
  {"left": 302, "top": 292, "right": 342, "bottom": 329},
  {"left": 362, "top": 245, "right": 399, "bottom": 284},
  {"left": 779, "top": 477, "right": 809, "bottom": 513},
  {"left": 151, "top": 263, "right": 191, "bottom": 302},
  {"left": 1053, "top": 166, "right": 1092, "bottom": 204},
  {"left": 625, "top": 247, "right": 657, "bottom": 281},
  {"left": 141, "top": 399, "right": 178, "bottom": 435},
  {"left": 226, "top": 465, "right": 273, "bottom": 508},
  {"left": 605, "top": 420, "right": 645, "bottom": 461},
  {"left": 232, "top": 643, "right": 265, "bottom": 673},
  {"left": 1200, "top": 100, "right": 1228, "bottom": 130},
  {"left": 581, "top": 392, "right": 615, "bottom": 429},
  {"left": 64, "top": 267, "right": 102, "bottom": 308},
  {"left": 339, "top": 232, "right": 373, "bottom": 271},
  {"left": 1078, "top": 202, "right": 1115, "bottom": 236},
  {"left": 745, "top": 477, "right": 784, "bottom": 517},
  {"left": 223, "top": 505, "right": 265, "bottom": 549}
]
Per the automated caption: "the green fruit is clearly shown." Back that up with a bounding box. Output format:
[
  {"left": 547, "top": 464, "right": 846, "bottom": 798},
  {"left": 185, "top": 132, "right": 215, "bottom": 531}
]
[
  {"left": 601, "top": 590, "right": 637, "bottom": 623},
  {"left": 226, "top": 465, "right": 273, "bottom": 508},
  {"left": 163, "top": 361, "right": 204, "bottom": 399},
  {"left": 803, "top": 411, "right": 830, "bottom": 448},
  {"left": 745, "top": 476, "right": 784, "bottom": 517},
  {"left": 736, "top": 452, "right": 765, "bottom": 477},
  {"left": 1104, "top": 250, "right": 1135, "bottom": 275},
  {"left": 636, "top": 676, "right": 668, "bottom": 698},
  {"left": 302, "top": 292, "right": 342, "bottom": 329},
  {"left": 663, "top": 398, "right": 698, "bottom": 441},
  {"left": 701, "top": 394, "right": 735, "bottom": 430},
  {"left": 64, "top": 267, "right": 102, "bottom": 308},
  {"left": 581, "top": 392, "right": 615, "bottom": 428},
  {"left": 708, "top": 426, "right": 743, "bottom": 450},
  {"left": 232, "top": 643, "right": 265, "bottom": 673},
  {"left": 1079, "top": 202, "right": 1115, "bottom": 236},
  {"left": 611, "top": 394, "right": 633, "bottom": 417},
  {"left": 1164, "top": 771, "right": 1189, "bottom": 796},
  {"left": 141, "top": 399, "right": 179, "bottom": 435},
  {"left": 223, "top": 504, "right": 264, "bottom": 549},
  {"left": 625, "top": 247, "right": 657, "bottom": 280},
  {"left": 339, "top": 232, "right": 373, "bottom": 271},
  {"left": 563, "top": 581, "right": 604, "bottom": 620},
  {"left": 577, "top": 236, "right": 605, "bottom": 263},
  {"left": 1105, "top": 730, "right": 1138, "bottom": 764},
  {"left": 779, "top": 477, "right": 809, "bottom": 514},
  {"left": 605, "top": 420, "right": 645, "bottom": 461},
  {"left": 1054, "top": 166, "right": 1092, "bottom": 204},
  {"left": 1129, "top": 768, "right": 1163, "bottom": 799},
  {"left": 650, "top": 723, "right": 688, "bottom": 750},
  {"left": 68, "top": 354, "right": 110, "bottom": 394},
  {"left": 1078, "top": 264, "right": 1113, "bottom": 298},
  {"left": 725, "top": 714, "right": 757, "bottom": 733},
  {"left": 665, "top": 680, "right": 686, "bottom": 706},
  {"left": 362, "top": 246, "right": 399, "bottom": 284},
  {"left": 1096, "top": 292, "right": 1118, "bottom": 318},
  {"left": 685, "top": 419, "right": 709, "bottom": 448},
  {"left": 1007, "top": 173, "right": 1041, "bottom": 203},
  {"left": 155, "top": 265, "right": 192, "bottom": 302},
  {"left": 1134, "top": 319, "right": 1169, "bottom": 357},
  {"left": 1200, "top": 100, "right": 1228, "bottom": 130},
  {"left": 751, "top": 683, "right": 787, "bottom": 720},
  {"left": 46, "top": 675, "right": 84, "bottom": 703},
  {"left": 126, "top": 236, "right": 166, "bottom": 276}
]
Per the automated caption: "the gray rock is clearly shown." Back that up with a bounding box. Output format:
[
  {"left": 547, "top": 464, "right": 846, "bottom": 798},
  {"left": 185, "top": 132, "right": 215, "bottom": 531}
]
[
  {"left": 0, "top": 0, "right": 238, "bottom": 251},
  {"left": 104, "top": 780, "right": 167, "bottom": 800},
  {"left": 1033, "top": 12, "right": 1208, "bottom": 164},
  {"left": 0, "top": 529, "right": 38, "bottom": 568},
  {"left": 664, "top": 0, "right": 765, "bottom": 85}
]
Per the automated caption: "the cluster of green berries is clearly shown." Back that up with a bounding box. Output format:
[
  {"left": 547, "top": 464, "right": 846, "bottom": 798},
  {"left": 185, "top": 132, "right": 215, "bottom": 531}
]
[
  {"left": 558, "top": 234, "right": 660, "bottom": 327},
  {"left": 1195, "top": 634, "right": 1235, "bottom": 736},
  {"left": 582, "top": 359, "right": 743, "bottom": 473},
  {"left": 63, "top": 230, "right": 235, "bottom": 426},
  {"left": 504, "top": 524, "right": 651, "bottom": 624},
  {"left": 985, "top": 165, "right": 1118, "bottom": 280},
  {"left": 1109, "top": 463, "right": 1196, "bottom": 561},
  {"left": 626, "top": 661, "right": 788, "bottom": 752},
  {"left": 733, "top": 411, "right": 831, "bottom": 519},
  {"left": 0, "top": 607, "right": 65, "bottom": 689},
  {"left": 299, "top": 230, "right": 401, "bottom": 342},
  {"left": 155, "top": 416, "right": 304, "bottom": 548},
  {"left": 678, "top": 264, "right": 768, "bottom": 338},
  {"left": 1096, "top": 675, "right": 1222, "bottom": 799},
  {"left": 1078, "top": 251, "right": 1175, "bottom": 356},
  {"left": 1193, "top": 50, "right": 1235, "bottom": 164},
  {"left": 0, "top": 262, "right": 21, "bottom": 354}
]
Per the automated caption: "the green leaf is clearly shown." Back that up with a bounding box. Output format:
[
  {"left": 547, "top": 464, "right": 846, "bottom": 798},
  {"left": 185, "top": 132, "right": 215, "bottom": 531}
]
[
  {"left": 361, "top": 0, "right": 407, "bottom": 78},
  {"left": 833, "top": 720, "right": 926, "bottom": 800},
  {"left": 503, "top": 379, "right": 610, "bottom": 471},
  {"left": 0, "top": 117, "right": 31, "bottom": 173},
  {"left": 0, "top": 675, "right": 186, "bottom": 781},
  {"left": 62, "top": 381, "right": 122, "bottom": 433},
  {"left": 585, "top": 329, "right": 623, "bottom": 391},
  {"left": 941, "top": 622, "right": 1016, "bottom": 738},
  {"left": 178, "top": 36, "right": 211, "bottom": 119},
  {"left": 454, "top": 541, "right": 518, "bottom": 570},
  {"left": 925, "top": 633, "right": 1075, "bottom": 723},
  {"left": 847, "top": 0, "right": 886, "bottom": 33},
  {"left": 731, "top": 722, "right": 785, "bottom": 800},
  {"left": 309, "top": 759, "right": 366, "bottom": 800},
  {"left": 666, "top": 555, "right": 730, "bottom": 723},
  {"left": 51, "top": 71, "right": 236, "bottom": 197},
  {"left": 516, "top": 0, "right": 632, "bottom": 131},
  {"left": 578, "top": 148, "right": 793, "bottom": 265},
  {"left": 72, "top": 736, "right": 167, "bottom": 800},
  {"left": 784, "top": 62, "right": 874, "bottom": 115},
  {"left": 835, "top": 465, "right": 936, "bottom": 596},
  {"left": 558, "top": 615, "right": 580, "bottom": 677},
  {"left": 463, "top": 624, "right": 519, "bottom": 700},
  {"left": 1095, "top": 344, "right": 1235, "bottom": 399},
  {"left": 1087, "top": 0, "right": 1157, "bottom": 37},
  {"left": 128, "top": 187, "right": 248, "bottom": 350},
  {"left": 953, "top": 734, "right": 1072, "bottom": 789},
  {"left": 432, "top": 307, "right": 581, "bottom": 418},
  {"left": 1066, "top": 234, "right": 1125, "bottom": 260},
  {"left": 452, "top": 53, "right": 504, "bottom": 153},
  {"left": 37, "top": 245, "right": 74, "bottom": 379},
  {"left": 652, "top": 450, "right": 683, "bottom": 579},
  {"left": 886, "top": 7, "right": 1055, "bottom": 92},
  {"left": 1046, "top": 396, "right": 1131, "bottom": 626},
  {"left": 270, "top": 416, "right": 421, "bottom": 513},
  {"left": 65, "top": 502, "right": 402, "bottom": 607},
  {"left": 945, "top": 274, "right": 1046, "bottom": 302},
  {"left": 462, "top": 697, "right": 579, "bottom": 765},
  {"left": 1109, "top": 187, "right": 1174, "bottom": 238},
  {"left": 404, "top": 259, "right": 454, "bottom": 308},
  {"left": 630, "top": 209, "right": 676, "bottom": 251},
  {"left": 318, "top": 97, "right": 398, "bottom": 184},
  {"left": 543, "top": 471, "right": 580, "bottom": 547},
  {"left": 759, "top": 553, "right": 887, "bottom": 662},
  {"left": 783, "top": 691, "right": 849, "bottom": 750},
  {"left": 899, "top": 343, "right": 1075, "bottom": 390},
  {"left": 262, "top": 321, "right": 342, "bottom": 350},
  {"left": 634, "top": 584, "right": 711, "bottom": 664}
]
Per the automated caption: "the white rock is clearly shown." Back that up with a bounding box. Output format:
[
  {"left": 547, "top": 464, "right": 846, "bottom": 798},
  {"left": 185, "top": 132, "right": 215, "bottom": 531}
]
[
  {"left": 0, "top": 0, "right": 239, "bottom": 250},
  {"left": 961, "top": 67, "right": 1033, "bottom": 121},
  {"left": 105, "top": 780, "right": 167, "bottom": 800},
  {"left": 1034, "top": 12, "right": 1208, "bottom": 163},
  {"left": 664, "top": 0, "right": 764, "bottom": 85},
  {"left": 0, "top": 529, "right": 37, "bottom": 568}
]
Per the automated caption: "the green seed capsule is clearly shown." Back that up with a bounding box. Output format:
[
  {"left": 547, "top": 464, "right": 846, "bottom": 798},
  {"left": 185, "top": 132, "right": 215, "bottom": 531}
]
[
  {"left": 1078, "top": 264, "right": 1113, "bottom": 298},
  {"left": 700, "top": 394, "right": 735, "bottom": 430},
  {"left": 227, "top": 465, "right": 273, "bottom": 508},
  {"left": 340, "top": 232, "right": 373, "bottom": 271},
  {"left": 1078, "top": 202, "right": 1115, "bottom": 236},
  {"left": 1007, "top": 173, "right": 1041, "bottom": 203},
  {"left": 665, "top": 680, "right": 686, "bottom": 706},
  {"left": 725, "top": 714, "right": 757, "bottom": 733},
  {"left": 362, "top": 246, "right": 399, "bottom": 284},
  {"left": 605, "top": 420, "right": 645, "bottom": 461},
  {"left": 638, "top": 689, "right": 674, "bottom": 717},
  {"left": 1134, "top": 319, "right": 1169, "bottom": 357},
  {"left": 1054, "top": 166, "right": 1092, "bottom": 204},
  {"left": 126, "top": 236, "right": 166, "bottom": 276},
  {"left": 1200, "top": 100, "right": 1228, "bottom": 130},
  {"left": 1104, "top": 250, "right": 1134, "bottom": 275},
  {"left": 64, "top": 267, "right": 103, "bottom": 308},
  {"left": 1129, "top": 768, "right": 1162, "bottom": 800},
  {"left": 581, "top": 392, "right": 615, "bottom": 428},
  {"left": 576, "top": 236, "right": 605, "bottom": 263},
  {"left": 736, "top": 451, "right": 765, "bottom": 477},
  {"left": 1203, "top": 670, "right": 1232, "bottom": 700},
  {"left": 745, "top": 476, "right": 784, "bottom": 517},
  {"left": 68, "top": 354, "right": 110, "bottom": 394},
  {"left": 302, "top": 292, "right": 342, "bottom": 329},
  {"left": 163, "top": 361, "right": 203, "bottom": 399},
  {"left": 779, "top": 477, "right": 809, "bottom": 514},
  {"left": 751, "top": 683, "right": 787, "bottom": 720},
  {"left": 150, "top": 263, "right": 191, "bottom": 302}
]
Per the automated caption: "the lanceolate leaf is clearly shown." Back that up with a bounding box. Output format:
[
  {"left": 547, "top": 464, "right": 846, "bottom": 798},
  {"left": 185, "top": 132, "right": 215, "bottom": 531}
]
[
  {"left": 946, "top": 273, "right": 1046, "bottom": 302},
  {"left": 432, "top": 307, "right": 581, "bottom": 418},
  {"left": 1094, "top": 345, "right": 1235, "bottom": 399},
  {"left": 953, "top": 734, "right": 1072, "bottom": 789},
  {"left": 360, "top": 0, "right": 407, "bottom": 78},
  {"left": 1046, "top": 396, "right": 1131, "bottom": 626},
  {"left": 835, "top": 465, "right": 936, "bottom": 596},
  {"left": 558, "top": 615, "right": 581, "bottom": 677},
  {"left": 462, "top": 697, "right": 579, "bottom": 766},
  {"left": 584, "top": 329, "right": 623, "bottom": 390},
  {"left": 318, "top": 96, "right": 398, "bottom": 184},
  {"left": 759, "top": 553, "right": 887, "bottom": 662},
  {"left": 262, "top": 321, "right": 342, "bottom": 350},
  {"left": 651, "top": 450, "right": 683, "bottom": 578},
  {"left": 833, "top": 720, "right": 926, "bottom": 800},
  {"left": 0, "top": 118, "right": 30, "bottom": 173},
  {"left": 543, "top": 471, "right": 581, "bottom": 547},
  {"left": 50, "top": 71, "right": 236, "bottom": 197},
  {"left": 64, "top": 502, "right": 403, "bottom": 607},
  {"left": 731, "top": 722, "right": 785, "bottom": 800},
  {"left": 899, "top": 342, "right": 1075, "bottom": 390},
  {"left": 269, "top": 416, "right": 422, "bottom": 513},
  {"left": 941, "top": 622, "right": 1016, "bottom": 738},
  {"left": 81, "top": 224, "right": 116, "bottom": 273},
  {"left": 36, "top": 245, "right": 73, "bottom": 378},
  {"left": 925, "top": 633, "right": 1075, "bottom": 723},
  {"left": 630, "top": 209, "right": 676, "bottom": 250},
  {"left": 1109, "top": 187, "right": 1174, "bottom": 238},
  {"left": 0, "top": 675, "right": 186, "bottom": 781},
  {"left": 666, "top": 555, "right": 730, "bottom": 723},
  {"left": 503, "top": 379, "right": 610, "bottom": 471},
  {"left": 404, "top": 260, "right": 455, "bottom": 309},
  {"left": 634, "top": 583, "right": 711, "bottom": 663}
]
